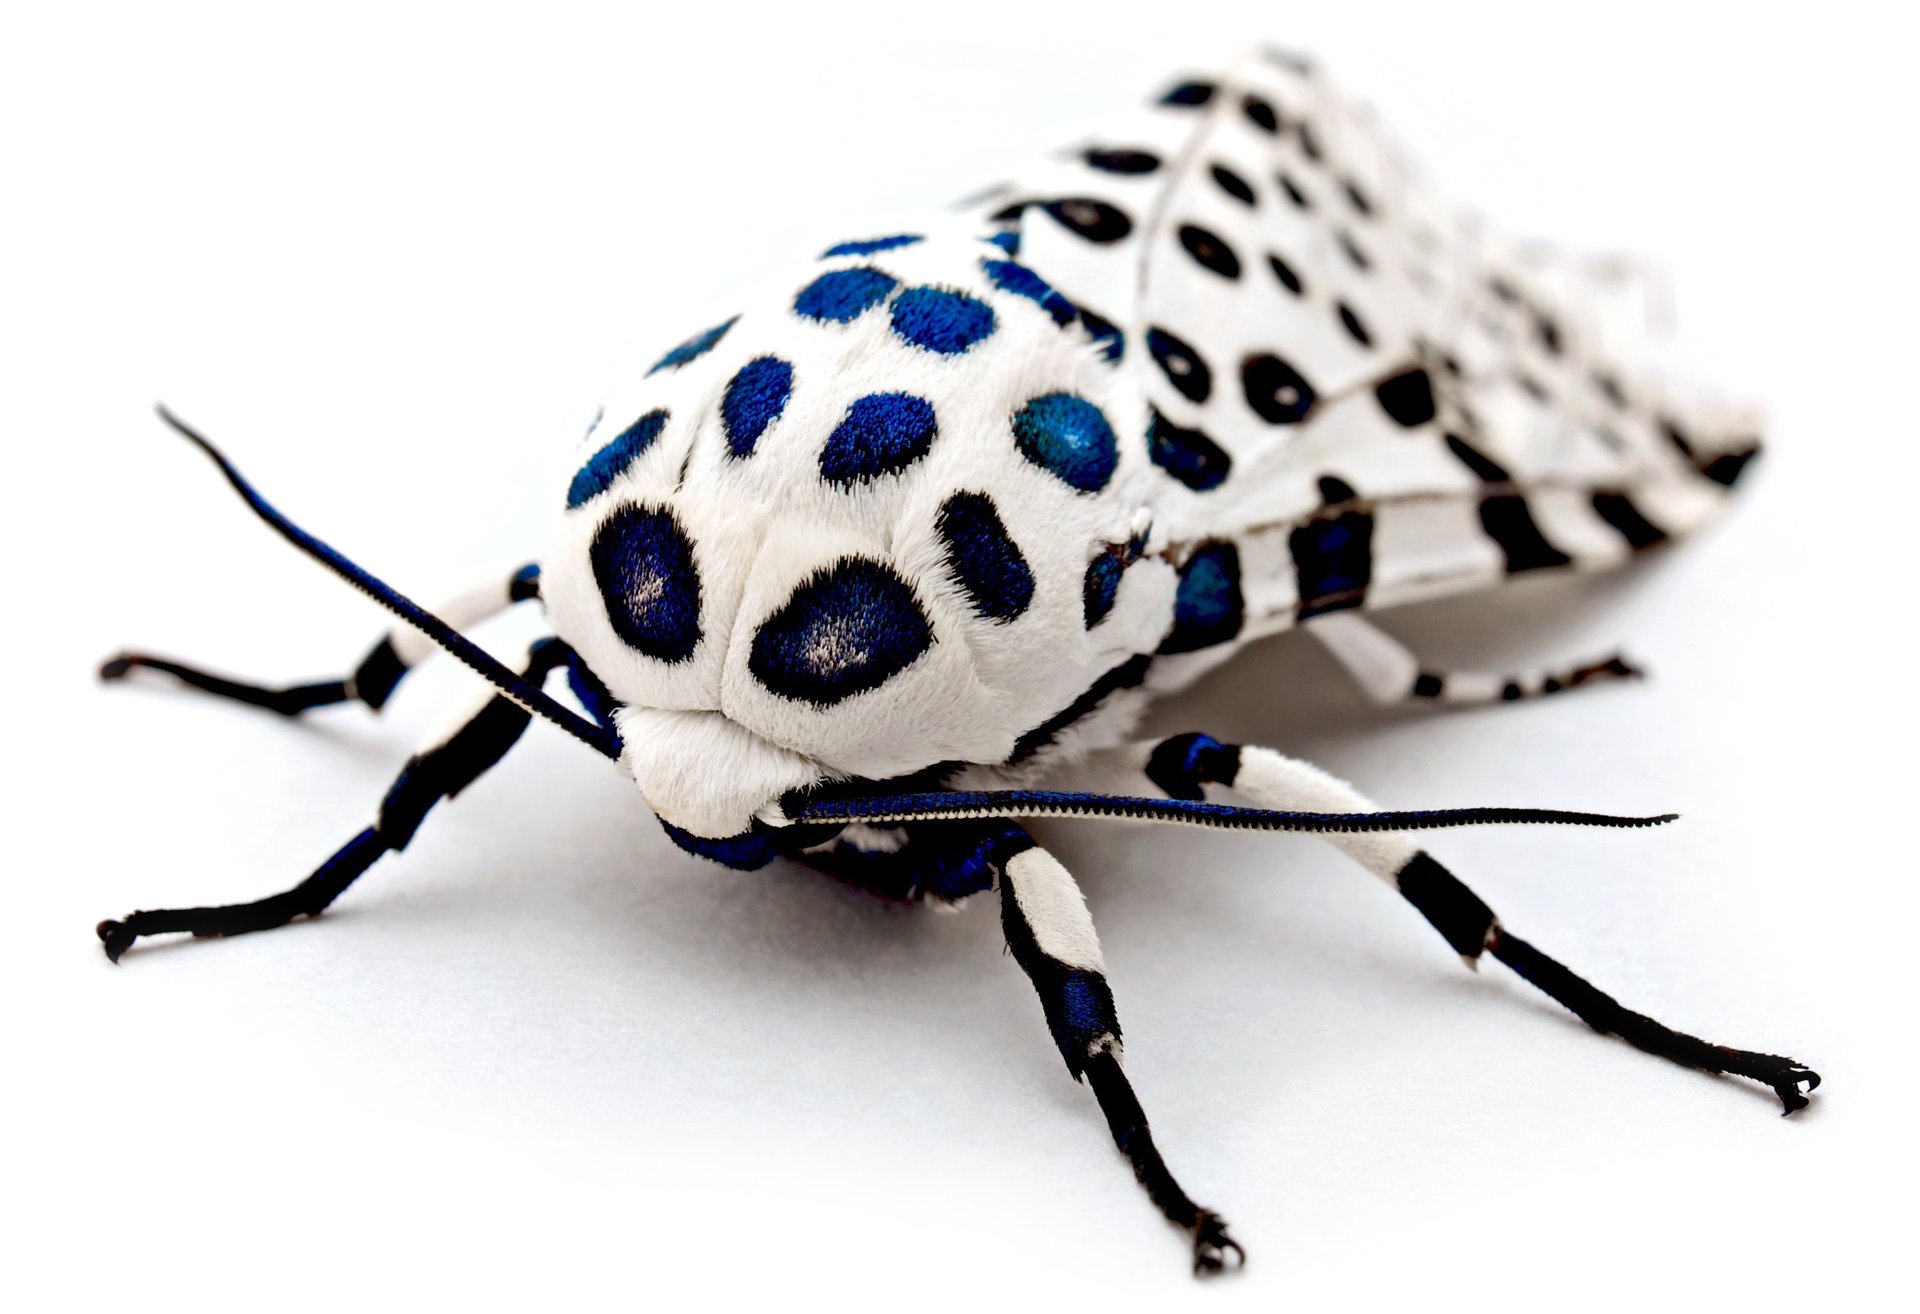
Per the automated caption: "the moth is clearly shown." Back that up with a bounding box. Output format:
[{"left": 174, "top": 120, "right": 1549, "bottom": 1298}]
[{"left": 98, "top": 49, "right": 1818, "bottom": 1274}]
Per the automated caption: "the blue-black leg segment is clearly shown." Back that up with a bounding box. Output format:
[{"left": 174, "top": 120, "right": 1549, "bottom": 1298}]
[
  {"left": 98, "top": 564, "right": 541, "bottom": 715},
  {"left": 990, "top": 826, "right": 1243, "bottom": 1275},
  {"left": 1143, "top": 730, "right": 1821, "bottom": 1114},
  {"left": 96, "top": 637, "right": 571, "bottom": 962}
]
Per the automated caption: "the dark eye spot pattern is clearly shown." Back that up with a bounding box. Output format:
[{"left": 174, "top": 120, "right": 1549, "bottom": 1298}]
[
  {"left": 1342, "top": 179, "right": 1374, "bottom": 217},
  {"left": 1083, "top": 148, "right": 1161, "bottom": 175},
  {"left": 1178, "top": 224, "right": 1241, "bottom": 279},
  {"left": 1146, "top": 409, "right": 1232, "bottom": 492},
  {"left": 1374, "top": 368, "right": 1437, "bottom": 428},
  {"left": 890, "top": 286, "right": 997, "bottom": 355},
  {"left": 749, "top": 558, "right": 934, "bottom": 707},
  {"left": 648, "top": 319, "right": 736, "bottom": 375},
  {"left": 822, "top": 234, "right": 922, "bottom": 258},
  {"left": 1210, "top": 163, "right": 1256, "bottom": 206},
  {"left": 1277, "top": 172, "right": 1311, "bottom": 209},
  {"left": 590, "top": 505, "right": 702, "bottom": 662},
  {"left": 720, "top": 358, "right": 793, "bottom": 459},
  {"left": 982, "top": 259, "right": 1078, "bottom": 326},
  {"left": 1146, "top": 327, "right": 1213, "bottom": 403},
  {"left": 936, "top": 493, "right": 1034, "bottom": 623},
  {"left": 1158, "top": 544, "right": 1244, "bottom": 654},
  {"left": 794, "top": 267, "right": 899, "bottom": 323},
  {"left": 568, "top": 409, "right": 667, "bottom": 509},
  {"left": 1012, "top": 393, "right": 1118, "bottom": 493},
  {"left": 1242, "top": 354, "right": 1318, "bottom": 425},
  {"left": 820, "top": 392, "right": 938, "bottom": 487}
]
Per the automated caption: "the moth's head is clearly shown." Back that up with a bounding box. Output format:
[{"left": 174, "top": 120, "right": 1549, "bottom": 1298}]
[{"left": 540, "top": 230, "right": 1176, "bottom": 854}]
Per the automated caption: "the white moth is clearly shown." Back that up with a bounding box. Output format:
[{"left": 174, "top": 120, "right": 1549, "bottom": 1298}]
[{"left": 98, "top": 49, "right": 1817, "bottom": 1274}]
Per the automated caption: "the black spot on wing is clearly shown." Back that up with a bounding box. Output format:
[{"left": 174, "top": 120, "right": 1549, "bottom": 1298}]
[
  {"left": 1146, "top": 327, "right": 1212, "bottom": 403},
  {"left": 1160, "top": 81, "right": 1215, "bottom": 107},
  {"left": 1374, "top": 368, "right": 1437, "bottom": 428},
  {"left": 1444, "top": 433, "right": 1511, "bottom": 483},
  {"left": 1177, "top": 224, "right": 1241, "bottom": 279},
  {"left": 1267, "top": 252, "right": 1305, "bottom": 296},
  {"left": 1158, "top": 544, "right": 1244, "bottom": 654},
  {"left": 1241, "top": 354, "right": 1318, "bottom": 425},
  {"left": 1083, "top": 148, "right": 1161, "bottom": 174},
  {"left": 1210, "top": 163, "right": 1256, "bottom": 206},
  {"left": 1146, "top": 409, "right": 1231, "bottom": 492},
  {"left": 1592, "top": 493, "right": 1667, "bottom": 550},
  {"left": 1042, "top": 198, "right": 1133, "bottom": 244},
  {"left": 1699, "top": 447, "right": 1759, "bottom": 487},
  {"left": 1479, "top": 497, "right": 1573, "bottom": 574},
  {"left": 1291, "top": 483, "right": 1372, "bottom": 619}
]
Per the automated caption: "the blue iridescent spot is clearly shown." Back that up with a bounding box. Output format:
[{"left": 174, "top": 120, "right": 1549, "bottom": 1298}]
[
  {"left": 721, "top": 356, "right": 794, "bottom": 459},
  {"left": 591, "top": 505, "right": 702, "bottom": 661},
  {"left": 1083, "top": 552, "right": 1124, "bottom": 627},
  {"left": 567, "top": 409, "right": 667, "bottom": 509},
  {"left": 982, "top": 259, "right": 1077, "bottom": 326},
  {"left": 749, "top": 558, "right": 934, "bottom": 706},
  {"left": 1145, "top": 409, "right": 1232, "bottom": 492},
  {"left": 823, "top": 234, "right": 923, "bottom": 258},
  {"left": 1011, "top": 393, "right": 1117, "bottom": 493},
  {"left": 890, "top": 286, "right": 997, "bottom": 355},
  {"left": 820, "top": 392, "right": 938, "bottom": 486},
  {"left": 795, "top": 267, "right": 899, "bottom": 323},
  {"left": 985, "top": 229, "right": 1021, "bottom": 256},
  {"left": 648, "top": 319, "right": 735, "bottom": 375},
  {"left": 936, "top": 492, "right": 1034, "bottom": 622},
  {"left": 1158, "top": 543, "right": 1243, "bottom": 654}
]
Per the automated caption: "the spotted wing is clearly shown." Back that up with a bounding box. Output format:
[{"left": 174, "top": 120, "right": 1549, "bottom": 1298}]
[{"left": 961, "top": 50, "right": 1760, "bottom": 634}]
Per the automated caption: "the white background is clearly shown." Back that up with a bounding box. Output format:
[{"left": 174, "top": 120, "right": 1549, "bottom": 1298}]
[{"left": 4, "top": 2, "right": 1913, "bottom": 1309}]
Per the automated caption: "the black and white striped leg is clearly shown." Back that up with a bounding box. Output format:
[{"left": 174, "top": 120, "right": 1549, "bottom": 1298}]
[
  {"left": 99, "top": 563, "right": 542, "bottom": 715},
  {"left": 96, "top": 637, "right": 571, "bottom": 962},
  {"left": 994, "top": 830, "right": 1244, "bottom": 1275},
  {"left": 1141, "top": 733, "right": 1821, "bottom": 1114},
  {"left": 1307, "top": 611, "right": 1641, "bottom": 707}
]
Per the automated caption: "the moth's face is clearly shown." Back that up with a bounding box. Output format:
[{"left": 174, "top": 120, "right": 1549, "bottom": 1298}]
[{"left": 540, "top": 231, "right": 1176, "bottom": 838}]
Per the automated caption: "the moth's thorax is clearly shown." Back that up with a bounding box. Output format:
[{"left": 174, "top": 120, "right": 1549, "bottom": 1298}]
[{"left": 540, "top": 231, "right": 1178, "bottom": 837}]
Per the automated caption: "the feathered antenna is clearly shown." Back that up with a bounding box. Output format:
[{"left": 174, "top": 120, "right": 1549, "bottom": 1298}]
[{"left": 151, "top": 405, "right": 622, "bottom": 760}]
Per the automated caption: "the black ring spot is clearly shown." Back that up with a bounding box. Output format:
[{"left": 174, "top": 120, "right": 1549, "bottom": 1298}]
[
  {"left": 1241, "top": 354, "right": 1318, "bottom": 425},
  {"left": 1146, "top": 327, "right": 1213, "bottom": 403},
  {"left": 1178, "top": 224, "right": 1241, "bottom": 279}
]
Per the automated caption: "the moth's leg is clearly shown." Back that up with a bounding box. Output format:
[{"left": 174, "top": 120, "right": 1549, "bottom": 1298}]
[
  {"left": 95, "top": 636, "right": 571, "bottom": 962},
  {"left": 99, "top": 563, "right": 542, "bottom": 716},
  {"left": 1306, "top": 611, "right": 1640, "bottom": 707},
  {"left": 992, "top": 827, "right": 1244, "bottom": 1275},
  {"left": 1140, "top": 732, "right": 1821, "bottom": 1114}
]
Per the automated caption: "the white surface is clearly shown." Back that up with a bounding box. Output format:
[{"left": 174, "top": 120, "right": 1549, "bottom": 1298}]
[{"left": 4, "top": 3, "right": 1913, "bottom": 1309}]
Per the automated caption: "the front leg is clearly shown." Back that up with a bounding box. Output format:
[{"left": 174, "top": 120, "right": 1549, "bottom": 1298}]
[{"left": 993, "top": 829, "right": 1245, "bottom": 1275}]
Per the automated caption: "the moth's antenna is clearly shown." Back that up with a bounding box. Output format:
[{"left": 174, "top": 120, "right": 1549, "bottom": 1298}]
[
  {"left": 778, "top": 789, "right": 1676, "bottom": 833},
  {"left": 152, "top": 405, "right": 622, "bottom": 760}
]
